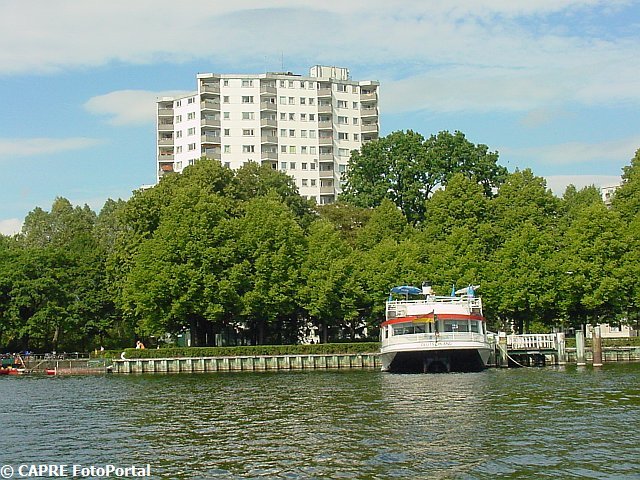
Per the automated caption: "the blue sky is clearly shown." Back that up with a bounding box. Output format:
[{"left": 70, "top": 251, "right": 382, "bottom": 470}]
[{"left": 1, "top": 0, "right": 639, "bottom": 235}]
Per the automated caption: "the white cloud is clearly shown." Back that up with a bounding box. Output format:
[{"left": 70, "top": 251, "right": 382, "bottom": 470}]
[
  {"left": 501, "top": 135, "right": 640, "bottom": 166},
  {"left": 544, "top": 174, "right": 621, "bottom": 196},
  {"left": 1, "top": 1, "right": 637, "bottom": 114},
  {"left": 0, "top": 137, "right": 103, "bottom": 160},
  {"left": 84, "top": 90, "right": 192, "bottom": 126},
  {"left": 0, "top": 218, "right": 23, "bottom": 236}
]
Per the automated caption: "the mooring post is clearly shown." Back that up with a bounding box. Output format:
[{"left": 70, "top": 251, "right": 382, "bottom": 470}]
[
  {"left": 575, "top": 330, "right": 586, "bottom": 366},
  {"left": 556, "top": 332, "right": 566, "bottom": 365},
  {"left": 498, "top": 332, "right": 508, "bottom": 367},
  {"left": 592, "top": 325, "right": 603, "bottom": 367}
]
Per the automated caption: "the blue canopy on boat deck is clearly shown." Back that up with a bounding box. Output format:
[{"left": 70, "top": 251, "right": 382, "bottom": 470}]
[{"left": 390, "top": 286, "right": 422, "bottom": 295}]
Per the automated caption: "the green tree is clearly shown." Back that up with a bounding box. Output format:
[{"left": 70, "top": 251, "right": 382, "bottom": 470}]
[{"left": 341, "top": 130, "right": 506, "bottom": 223}]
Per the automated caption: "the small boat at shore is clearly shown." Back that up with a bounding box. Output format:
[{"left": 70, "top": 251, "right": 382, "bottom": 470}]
[{"left": 380, "top": 283, "right": 495, "bottom": 373}]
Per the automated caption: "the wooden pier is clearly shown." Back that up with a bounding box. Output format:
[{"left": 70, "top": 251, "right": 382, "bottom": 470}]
[{"left": 111, "top": 353, "right": 381, "bottom": 374}]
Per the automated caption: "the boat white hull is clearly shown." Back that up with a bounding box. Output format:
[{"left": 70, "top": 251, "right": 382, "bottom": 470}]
[{"left": 380, "top": 342, "right": 492, "bottom": 373}]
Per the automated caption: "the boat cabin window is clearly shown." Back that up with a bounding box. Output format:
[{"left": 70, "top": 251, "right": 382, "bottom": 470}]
[
  {"left": 470, "top": 321, "right": 480, "bottom": 333},
  {"left": 443, "top": 320, "right": 470, "bottom": 333}
]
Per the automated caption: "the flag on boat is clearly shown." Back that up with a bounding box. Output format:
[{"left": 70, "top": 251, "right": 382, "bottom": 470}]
[{"left": 451, "top": 284, "right": 456, "bottom": 296}]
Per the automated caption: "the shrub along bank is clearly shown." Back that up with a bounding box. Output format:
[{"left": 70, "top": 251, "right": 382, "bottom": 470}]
[{"left": 104, "top": 342, "right": 381, "bottom": 359}]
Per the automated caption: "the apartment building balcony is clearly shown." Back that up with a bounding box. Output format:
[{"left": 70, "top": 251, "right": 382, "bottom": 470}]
[
  {"left": 201, "top": 84, "right": 220, "bottom": 95},
  {"left": 360, "top": 106, "right": 378, "bottom": 118},
  {"left": 318, "top": 120, "right": 333, "bottom": 130},
  {"left": 158, "top": 153, "right": 174, "bottom": 161},
  {"left": 318, "top": 136, "right": 333, "bottom": 145},
  {"left": 260, "top": 100, "right": 277, "bottom": 111},
  {"left": 317, "top": 87, "right": 332, "bottom": 97},
  {"left": 201, "top": 100, "right": 220, "bottom": 111},
  {"left": 158, "top": 122, "right": 174, "bottom": 131},
  {"left": 361, "top": 123, "right": 378, "bottom": 134},
  {"left": 158, "top": 108, "right": 174, "bottom": 116},
  {"left": 201, "top": 118, "right": 221, "bottom": 127},
  {"left": 319, "top": 168, "right": 334, "bottom": 179},
  {"left": 318, "top": 103, "right": 332, "bottom": 113},
  {"left": 201, "top": 134, "right": 221, "bottom": 145},
  {"left": 319, "top": 185, "right": 335, "bottom": 194},
  {"left": 203, "top": 149, "right": 221, "bottom": 160},
  {"left": 260, "top": 85, "right": 277, "bottom": 95},
  {"left": 261, "top": 135, "right": 278, "bottom": 144},
  {"left": 319, "top": 152, "right": 334, "bottom": 162},
  {"left": 260, "top": 118, "right": 277, "bottom": 128},
  {"left": 261, "top": 150, "right": 278, "bottom": 161},
  {"left": 159, "top": 163, "right": 174, "bottom": 173},
  {"left": 360, "top": 91, "right": 377, "bottom": 102},
  {"left": 158, "top": 137, "right": 173, "bottom": 146}
]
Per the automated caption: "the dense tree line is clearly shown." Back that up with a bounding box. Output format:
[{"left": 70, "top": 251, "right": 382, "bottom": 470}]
[{"left": 1, "top": 131, "right": 639, "bottom": 352}]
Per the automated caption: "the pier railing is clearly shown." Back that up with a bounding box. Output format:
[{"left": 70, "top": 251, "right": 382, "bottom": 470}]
[{"left": 506, "top": 334, "right": 559, "bottom": 350}]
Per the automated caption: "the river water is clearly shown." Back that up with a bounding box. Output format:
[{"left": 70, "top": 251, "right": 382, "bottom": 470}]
[{"left": 1, "top": 363, "right": 639, "bottom": 479}]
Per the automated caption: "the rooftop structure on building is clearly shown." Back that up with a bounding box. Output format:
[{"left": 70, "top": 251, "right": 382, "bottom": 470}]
[
  {"left": 601, "top": 184, "right": 621, "bottom": 207},
  {"left": 156, "top": 65, "right": 380, "bottom": 204}
]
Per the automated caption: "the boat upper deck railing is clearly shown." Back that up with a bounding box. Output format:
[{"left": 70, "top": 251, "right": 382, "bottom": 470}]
[{"left": 386, "top": 295, "right": 483, "bottom": 318}]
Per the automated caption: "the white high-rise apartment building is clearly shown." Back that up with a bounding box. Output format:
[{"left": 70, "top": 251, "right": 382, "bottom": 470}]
[{"left": 156, "top": 66, "right": 379, "bottom": 204}]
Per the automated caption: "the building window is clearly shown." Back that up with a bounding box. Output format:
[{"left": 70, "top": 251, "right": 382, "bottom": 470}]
[
  {"left": 288, "top": 80, "right": 294, "bottom": 88},
  {"left": 242, "top": 112, "right": 255, "bottom": 120},
  {"left": 176, "top": 130, "right": 182, "bottom": 138},
  {"left": 337, "top": 84, "right": 347, "bottom": 92},
  {"left": 290, "top": 162, "right": 296, "bottom": 169},
  {"left": 188, "top": 127, "right": 196, "bottom": 136},
  {"left": 188, "top": 97, "right": 195, "bottom": 104},
  {"left": 311, "top": 161, "right": 316, "bottom": 169},
  {"left": 176, "top": 146, "right": 182, "bottom": 153},
  {"left": 224, "top": 128, "right": 230, "bottom": 136},
  {"left": 302, "top": 163, "right": 308, "bottom": 170},
  {"left": 223, "top": 80, "right": 229, "bottom": 87},
  {"left": 175, "top": 115, "right": 182, "bottom": 123},
  {"left": 300, "top": 97, "right": 306, "bottom": 105},
  {"left": 223, "top": 96, "right": 230, "bottom": 103},
  {"left": 339, "top": 164, "right": 347, "bottom": 173},
  {"left": 289, "top": 129, "right": 295, "bottom": 137},
  {"left": 353, "top": 133, "right": 359, "bottom": 141},
  {"left": 281, "top": 162, "right": 287, "bottom": 170},
  {"left": 309, "top": 130, "right": 316, "bottom": 139},
  {"left": 175, "top": 100, "right": 181, "bottom": 107},
  {"left": 188, "top": 143, "right": 196, "bottom": 151},
  {"left": 301, "top": 130, "right": 307, "bottom": 138},
  {"left": 224, "top": 145, "right": 231, "bottom": 153},
  {"left": 243, "top": 145, "right": 255, "bottom": 153},
  {"left": 308, "top": 98, "right": 315, "bottom": 105},
  {"left": 338, "top": 116, "right": 348, "bottom": 124},
  {"left": 353, "top": 118, "right": 359, "bottom": 125},
  {"left": 338, "top": 132, "right": 349, "bottom": 140},
  {"left": 311, "top": 179, "right": 316, "bottom": 186},
  {"left": 243, "top": 129, "right": 254, "bottom": 136},
  {"left": 339, "top": 148, "right": 349, "bottom": 156},
  {"left": 224, "top": 112, "right": 230, "bottom": 119},
  {"left": 337, "top": 100, "right": 347, "bottom": 108},
  {"left": 300, "top": 81, "right": 306, "bottom": 89},
  {"left": 289, "top": 97, "right": 295, "bottom": 105},
  {"left": 280, "top": 129, "right": 287, "bottom": 137},
  {"left": 188, "top": 112, "right": 196, "bottom": 120},
  {"left": 279, "top": 96, "right": 286, "bottom": 105},
  {"left": 353, "top": 101, "right": 359, "bottom": 109},
  {"left": 309, "top": 114, "right": 315, "bottom": 121},
  {"left": 242, "top": 79, "right": 253, "bottom": 87},
  {"left": 301, "top": 113, "right": 307, "bottom": 121},
  {"left": 224, "top": 161, "right": 231, "bottom": 168},
  {"left": 310, "top": 146, "right": 317, "bottom": 155},
  {"left": 308, "top": 82, "right": 314, "bottom": 89},
  {"left": 280, "top": 80, "right": 285, "bottom": 87},
  {"left": 302, "top": 179, "right": 308, "bottom": 186},
  {"left": 289, "top": 146, "right": 296, "bottom": 154},
  {"left": 289, "top": 113, "right": 295, "bottom": 121},
  {"left": 301, "top": 146, "right": 308, "bottom": 154},
  {"left": 281, "top": 145, "right": 287, "bottom": 153}
]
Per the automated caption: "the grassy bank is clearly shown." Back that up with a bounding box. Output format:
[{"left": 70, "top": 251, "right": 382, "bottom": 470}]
[{"left": 97, "top": 342, "right": 380, "bottom": 360}]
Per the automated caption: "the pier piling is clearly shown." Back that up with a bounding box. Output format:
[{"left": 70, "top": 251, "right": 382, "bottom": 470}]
[
  {"left": 592, "top": 326, "right": 603, "bottom": 367},
  {"left": 575, "top": 330, "right": 586, "bottom": 366}
]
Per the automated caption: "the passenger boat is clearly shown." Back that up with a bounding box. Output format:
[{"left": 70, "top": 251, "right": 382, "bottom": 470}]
[{"left": 380, "top": 283, "right": 495, "bottom": 373}]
